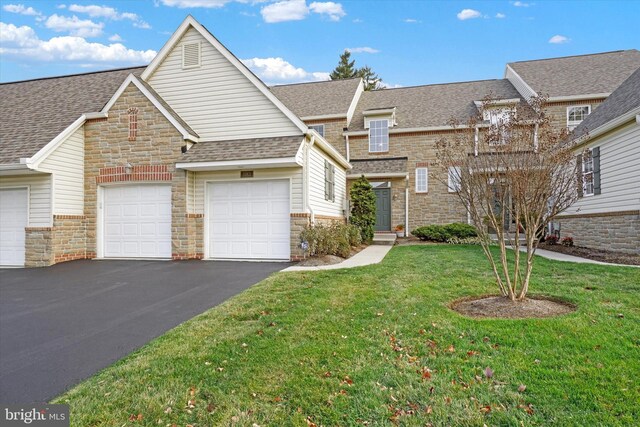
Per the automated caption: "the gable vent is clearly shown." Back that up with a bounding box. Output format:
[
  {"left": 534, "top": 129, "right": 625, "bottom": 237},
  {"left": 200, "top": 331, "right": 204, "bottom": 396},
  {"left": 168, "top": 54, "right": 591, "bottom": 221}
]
[{"left": 182, "top": 41, "right": 201, "bottom": 69}]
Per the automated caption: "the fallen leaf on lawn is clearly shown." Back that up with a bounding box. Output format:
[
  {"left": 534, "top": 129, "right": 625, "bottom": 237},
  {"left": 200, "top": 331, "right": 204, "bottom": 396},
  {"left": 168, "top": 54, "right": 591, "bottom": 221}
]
[
  {"left": 241, "top": 343, "right": 248, "bottom": 348},
  {"left": 419, "top": 329, "right": 426, "bottom": 335},
  {"left": 518, "top": 384, "right": 527, "bottom": 392},
  {"left": 420, "top": 367, "right": 432, "bottom": 380},
  {"left": 164, "top": 407, "right": 172, "bottom": 414},
  {"left": 339, "top": 389, "right": 348, "bottom": 395},
  {"left": 260, "top": 310, "right": 270, "bottom": 315},
  {"left": 376, "top": 312, "right": 384, "bottom": 316},
  {"left": 448, "top": 345, "right": 455, "bottom": 353},
  {"left": 205, "top": 361, "right": 211, "bottom": 366},
  {"left": 426, "top": 405, "right": 433, "bottom": 414},
  {"left": 268, "top": 322, "right": 276, "bottom": 327},
  {"left": 467, "top": 350, "right": 479, "bottom": 357},
  {"left": 617, "top": 313, "right": 624, "bottom": 318},
  {"left": 186, "top": 399, "right": 196, "bottom": 409},
  {"left": 323, "top": 371, "right": 332, "bottom": 377},
  {"left": 480, "top": 405, "right": 491, "bottom": 414},
  {"left": 483, "top": 336, "right": 490, "bottom": 342},
  {"left": 444, "top": 396, "right": 452, "bottom": 405},
  {"left": 256, "top": 330, "right": 264, "bottom": 336},
  {"left": 426, "top": 339, "right": 437, "bottom": 349},
  {"left": 305, "top": 416, "right": 317, "bottom": 427},
  {"left": 206, "top": 403, "right": 216, "bottom": 413},
  {"left": 534, "top": 359, "right": 541, "bottom": 364},
  {"left": 188, "top": 387, "right": 196, "bottom": 396},
  {"left": 484, "top": 367, "right": 494, "bottom": 378},
  {"left": 273, "top": 396, "right": 282, "bottom": 402},
  {"left": 342, "top": 376, "right": 354, "bottom": 385},
  {"left": 429, "top": 386, "right": 435, "bottom": 395},
  {"left": 217, "top": 367, "right": 224, "bottom": 372}
]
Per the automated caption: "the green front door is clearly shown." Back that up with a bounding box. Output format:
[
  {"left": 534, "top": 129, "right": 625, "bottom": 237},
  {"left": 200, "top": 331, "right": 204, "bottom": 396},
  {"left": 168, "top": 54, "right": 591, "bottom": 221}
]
[{"left": 373, "top": 188, "right": 391, "bottom": 231}]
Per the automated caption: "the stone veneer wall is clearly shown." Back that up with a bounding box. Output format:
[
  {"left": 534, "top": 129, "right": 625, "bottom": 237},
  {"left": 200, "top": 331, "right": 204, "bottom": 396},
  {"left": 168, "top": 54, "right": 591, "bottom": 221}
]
[
  {"left": 25, "top": 227, "right": 53, "bottom": 267},
  {"left": 84, "top": 83, "right": 199, "bottom": 260},
  {"left": 558, "top": 211, "right": 640, "bottom": 255},
  {"left": 545, "top": 99, "right": 604, "bottom": 132},
  {"left": 289, "top": 213, "right": 346, "bottom": 261},
  {"left": 52, "top": 215, "right": 89, "bottom": 263},
  {"left": 304, "top": 118, "right": 348, "bottom": 158}
]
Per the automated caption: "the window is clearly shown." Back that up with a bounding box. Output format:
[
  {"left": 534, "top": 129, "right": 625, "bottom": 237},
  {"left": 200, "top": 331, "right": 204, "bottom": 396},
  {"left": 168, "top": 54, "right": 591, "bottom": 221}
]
[
  {"left": 567, "top": 105, "right": 590, "bottom": 130},
  {"left": 127, "top": 107, "right": 138, "bottom": 141},
  {"left": 309, "top": 124, "right": 325, "bottom": 137},
  {"left": 415, "top": 168, "right": 428, "bottom": 193},
  {"left": 582, "top": 149, "right": 594, "bottom": 196},
  {"left": 448, "top": 166, "right": 461, "bottom": 192},
  {"left": 484, "top": 109, "right": 511, "bottom": 145},
  {"left": 369, "top": 119, "right": 389, "bottom": 152},
  {"left": 324, "top": 160, "right": 335, "bottom": 202}
]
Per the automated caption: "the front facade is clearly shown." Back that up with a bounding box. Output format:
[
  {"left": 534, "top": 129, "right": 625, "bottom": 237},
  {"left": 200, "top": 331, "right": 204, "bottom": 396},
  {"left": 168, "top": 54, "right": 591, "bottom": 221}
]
[{"left": 1, "top": 19, "right": 639, "bottom": 267}]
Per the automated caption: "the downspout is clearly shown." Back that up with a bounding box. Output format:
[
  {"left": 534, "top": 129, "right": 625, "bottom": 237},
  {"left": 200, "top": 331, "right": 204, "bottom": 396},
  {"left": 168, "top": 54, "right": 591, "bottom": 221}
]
[
  {"left": 405, "top": 175, "right": 409, "bottom": 235},
  {"left": 305, "top": 135, "right": 316, "bottom": 225},
  {"left": 344, "top": 128, "right": 350, "bottom": 162}
]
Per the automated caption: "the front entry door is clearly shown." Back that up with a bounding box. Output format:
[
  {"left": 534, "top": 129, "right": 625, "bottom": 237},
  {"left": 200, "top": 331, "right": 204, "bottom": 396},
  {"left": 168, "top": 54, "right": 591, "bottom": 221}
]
[{"left": 373, "top": 188, "right": 391, "bottom": 231}]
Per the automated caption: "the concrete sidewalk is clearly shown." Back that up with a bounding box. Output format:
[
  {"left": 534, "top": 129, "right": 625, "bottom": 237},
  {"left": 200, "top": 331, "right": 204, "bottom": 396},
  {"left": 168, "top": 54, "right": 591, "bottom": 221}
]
[
  {"left": 283, "top": 245, "right": 393, "bottom": 272},
  {"left": 521, "top": 247, "right": 639, "bottom": 268}
]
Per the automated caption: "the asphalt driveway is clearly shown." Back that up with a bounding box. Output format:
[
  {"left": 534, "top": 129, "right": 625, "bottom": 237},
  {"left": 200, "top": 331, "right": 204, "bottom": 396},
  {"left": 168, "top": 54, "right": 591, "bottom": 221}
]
[{"left": 0, "top": 259, "right": 288, "bottom": 403}]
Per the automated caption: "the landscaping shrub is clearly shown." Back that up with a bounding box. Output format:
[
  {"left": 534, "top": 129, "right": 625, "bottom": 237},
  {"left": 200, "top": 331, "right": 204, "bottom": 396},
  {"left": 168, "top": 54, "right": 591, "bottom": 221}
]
[
  {"left": 349, "top": 176, "right": 376, "bottom": 243},
  {"left": 561, "top": 236, "right": 574, "bottom": 247},
  {"left": 443, "top": 222, "right": 478, "bottom": 238},
  {"left": 412, "top": 223, "right": 479, "bottom": 242},
  {"left": 544, "top": 234, "right": 559, "bottom": 245},
  {"left": 301, "top": 222, "right": 362, "bottom": 258}
]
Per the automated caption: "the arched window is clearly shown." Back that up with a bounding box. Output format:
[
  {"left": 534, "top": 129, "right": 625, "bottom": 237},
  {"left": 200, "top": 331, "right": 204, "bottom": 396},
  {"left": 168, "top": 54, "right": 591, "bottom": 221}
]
[{"left": 128, "top": 107, "right": 139, "bottom": 141}]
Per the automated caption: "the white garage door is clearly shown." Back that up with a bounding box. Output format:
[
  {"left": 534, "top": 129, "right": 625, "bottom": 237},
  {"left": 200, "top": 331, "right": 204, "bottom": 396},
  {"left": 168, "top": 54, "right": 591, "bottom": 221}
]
[
  {"left": 0, "top": 188, "right": 28, "bottom": 266},
  {"left": 102, "top": 185, "right": 171, "bottom": 258},
  {"left": 208, "top": 180, "right": 290, "bottom": 260}
]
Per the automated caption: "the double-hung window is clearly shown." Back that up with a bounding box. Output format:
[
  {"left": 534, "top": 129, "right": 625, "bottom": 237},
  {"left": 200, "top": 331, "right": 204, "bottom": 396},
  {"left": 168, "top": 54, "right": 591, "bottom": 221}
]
[
  {"left": 415, "top": 167, "right": 428, "bottom": 193},
  {"left": 309, "top": 124, "right": 325, "bottom": 137},
  {"left": 448, "top": 166, "right": 461, "bottom": 192},
  {"left": 485, "top": 109, "right": 511, "bottom": 145},
  {"left": 369, "top": 119, "right": 389, "bottom": 152},
  {"left": 324, "top": 160, "right": 335, "bottom": 202},
  {"left": 582, "top": 149, "right": 594, "bottom": 196},
  {"left": 567, "top": 105, "right": 590, "bottom": 130}
]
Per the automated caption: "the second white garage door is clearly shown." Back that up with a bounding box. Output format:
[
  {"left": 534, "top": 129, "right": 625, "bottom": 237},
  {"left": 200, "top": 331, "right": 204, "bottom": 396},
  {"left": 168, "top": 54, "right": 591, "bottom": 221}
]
[
  {"left": 208, "top": 180, "right": 290, "bottom": 260},
  {"left": 102, "top": 185, "right": 172, "bottom": 258},
  {"left": 0, "top": 188, "right": 28, "bottom": 266}
]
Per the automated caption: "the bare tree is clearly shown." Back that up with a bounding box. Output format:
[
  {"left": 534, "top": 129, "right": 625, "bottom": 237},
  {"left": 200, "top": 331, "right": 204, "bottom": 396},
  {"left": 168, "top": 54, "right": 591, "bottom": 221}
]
[{"left": 436, "top": 96, "right": 579, "bottom": 301}]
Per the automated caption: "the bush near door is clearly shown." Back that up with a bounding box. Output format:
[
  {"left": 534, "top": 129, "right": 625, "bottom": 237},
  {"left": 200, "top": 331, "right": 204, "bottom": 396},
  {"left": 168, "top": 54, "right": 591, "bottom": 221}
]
[{"left": 412, "top": 223, "right": 478, "bottom": 242}]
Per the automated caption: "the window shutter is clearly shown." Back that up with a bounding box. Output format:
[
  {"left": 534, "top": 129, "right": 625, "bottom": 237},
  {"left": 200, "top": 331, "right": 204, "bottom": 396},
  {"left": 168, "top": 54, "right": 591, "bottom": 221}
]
[
  {"left": 324, "top": 160, "right": 329, "bottom": 200},
  {"left": 592, "top": 147, "right": 601, "bottom": 195},
  {"left": 576, "top": 154, "right": 583, "bottom": 198}
]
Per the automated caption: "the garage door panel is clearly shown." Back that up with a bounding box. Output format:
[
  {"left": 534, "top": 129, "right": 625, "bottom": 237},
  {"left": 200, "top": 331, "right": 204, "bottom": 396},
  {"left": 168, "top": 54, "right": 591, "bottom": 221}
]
[
  {"left": 103, "top": 185, "right": 171, "bottom": 258},
  {"left": 0, "top": 188, "right": 28, "bottom": 266},
  {"left": 208, "top": 180, "right": 290, "bottom": 260}
]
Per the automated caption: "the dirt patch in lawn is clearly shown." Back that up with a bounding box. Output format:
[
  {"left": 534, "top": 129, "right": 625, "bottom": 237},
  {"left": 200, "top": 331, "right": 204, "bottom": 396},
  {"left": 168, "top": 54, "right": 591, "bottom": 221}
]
[
  {"left": 540, "top": 244, "right": 640, "bottom": 266},
  {"left": 296, "top": 245, "right": 368, "bottom": 267},
  {"left": 450, "top": 295, "right": 576, "bottom": 319}
]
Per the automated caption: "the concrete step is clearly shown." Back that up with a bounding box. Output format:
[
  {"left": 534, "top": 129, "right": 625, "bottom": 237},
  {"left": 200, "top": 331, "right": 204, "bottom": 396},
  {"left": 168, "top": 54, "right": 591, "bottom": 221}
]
[{"left": 373, "top": 233, "right": 397, "bottom": 246}]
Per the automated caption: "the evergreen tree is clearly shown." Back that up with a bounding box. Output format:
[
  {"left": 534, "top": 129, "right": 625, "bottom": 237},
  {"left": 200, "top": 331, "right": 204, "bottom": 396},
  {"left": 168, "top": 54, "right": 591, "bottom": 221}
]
[
  {"left": 329, "top": 50, "right": 357, "bottom": 80},
  {"left": 357, "top": 65, "right": 382, "bottom": 91},
  {"left": 349, "top": 176, "right": 376, "bottom": 242}
]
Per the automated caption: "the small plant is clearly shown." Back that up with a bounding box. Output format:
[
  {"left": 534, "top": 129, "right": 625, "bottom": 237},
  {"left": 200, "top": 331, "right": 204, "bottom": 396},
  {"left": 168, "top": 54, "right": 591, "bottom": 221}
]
[
  {"left": 412, "top": 223, "right": 478, "bottom": 242},
  {"left": 394, "top": 224, "right": 405, "bottom": 237},
  {"left": 561, "top": 236, "right": 574, "bottom": 247},
  {"left": 545, "top": 235, "right": 559, "bottom": 245},
  {"left": 300, "top": 222, "right": 362, "bottom": 258}
]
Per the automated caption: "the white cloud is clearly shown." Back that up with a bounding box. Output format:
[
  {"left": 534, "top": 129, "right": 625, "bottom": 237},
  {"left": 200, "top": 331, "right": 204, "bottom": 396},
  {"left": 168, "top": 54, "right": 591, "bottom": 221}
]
[
  {"left": 261, "top": 0, "right": 308, "bottom": 23},
  {"left": 0, "top": 22, "right": 156, "bottom": 64},
  {"left": 512, "top": 1, "right": 532, "bottom": 6},
  {"left": 2, "top": 4, "right": 42, "bottom": 16},
  {"left": 45, "top": 14, "right": 104, "bottom": 37},
  {"left": 549, "top": 35, "right": 570, "bottom": 44},
  {"left": 108, "top": 34, "right": 123, "bottom": 42},
  {"left": 496, "top": 12, "right": 506, "bottom": 18},
  {"left": 403, "top": 18, "right": 420, "bottom": 23},
  {"left": 379, "top": 82, "right": 402, "bottom": 89},
  {"left": 457, "top": 9, "right": 482, "bottom": 20},
  {"left": 67, "top": 4, "right": 151, "bottom": 29},
  {"left": 309, "top": 2, "right": 345, "bottom": 21},
  {"left": 57, "top": 4, "right": 67, "bottom": 9},
  {"left": 346, "top": 47, "right": 379, "bottom": 54},
  {"left": 243, "top": 56, "right": 328, "bottom": 84},
  {"left": 160, "top": 0, "right": 231, "bottom": 7},
  {"left": 352, "top": 18, "right": 362, "bottom": 23}
]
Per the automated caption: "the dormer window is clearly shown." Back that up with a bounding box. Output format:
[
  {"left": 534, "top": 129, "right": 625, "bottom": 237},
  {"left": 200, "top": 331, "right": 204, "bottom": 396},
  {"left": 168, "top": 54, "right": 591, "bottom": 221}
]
[
  {"left": 369, "top": 119, "right": 389, "bottom": 152},
  {"left": 127, "top": 107, "right": 138, "bottom": 141},
  {"left": 182, "top": 41, "right": 201, "bottom": 69},
  {"left": 567, "top": 105, "right": 590, "bottom": 130},
  {"left": 483, "top": 108, "right": 512, "bottom": 145}
]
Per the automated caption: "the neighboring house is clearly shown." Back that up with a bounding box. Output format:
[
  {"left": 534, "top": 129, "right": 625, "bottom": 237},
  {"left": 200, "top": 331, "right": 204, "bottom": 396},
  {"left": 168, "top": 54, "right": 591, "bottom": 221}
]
[
  {"left": 0, "top": 16, "right": 350, "bottom": 267},
  {"left": 556, "top": 67, "right": 640, "bottom": 255}
]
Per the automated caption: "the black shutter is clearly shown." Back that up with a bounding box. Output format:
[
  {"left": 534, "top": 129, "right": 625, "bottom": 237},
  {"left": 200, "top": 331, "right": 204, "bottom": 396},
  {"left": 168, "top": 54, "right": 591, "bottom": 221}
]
[
  {"left": 576, "top": 154, "right": 583, "bottom": 198},
  {"left": 592, "top": 147, "right": 601, "bottom": 195}
]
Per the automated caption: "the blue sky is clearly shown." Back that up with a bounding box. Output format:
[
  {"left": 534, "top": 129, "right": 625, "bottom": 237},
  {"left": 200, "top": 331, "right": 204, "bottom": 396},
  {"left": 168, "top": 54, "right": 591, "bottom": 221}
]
[{"left": 1, "top": 0, "right": 639, "bottom": 86}]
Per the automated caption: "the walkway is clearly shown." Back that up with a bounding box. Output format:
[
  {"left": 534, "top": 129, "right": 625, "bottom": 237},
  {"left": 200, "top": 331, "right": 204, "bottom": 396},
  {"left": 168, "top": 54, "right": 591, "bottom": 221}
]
[
  {"left": 283, "top": 245, "right": 393, "bottom": 272},
  {"left": 522, "top": 247, "right": 639, "bottom": 268}
]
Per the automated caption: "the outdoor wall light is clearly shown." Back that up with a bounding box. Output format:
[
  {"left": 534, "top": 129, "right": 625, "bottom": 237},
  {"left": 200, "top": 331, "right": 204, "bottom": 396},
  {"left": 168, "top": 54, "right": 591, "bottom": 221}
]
[{"left": 125, "top": 162, "right": 133, "bottom": 174}]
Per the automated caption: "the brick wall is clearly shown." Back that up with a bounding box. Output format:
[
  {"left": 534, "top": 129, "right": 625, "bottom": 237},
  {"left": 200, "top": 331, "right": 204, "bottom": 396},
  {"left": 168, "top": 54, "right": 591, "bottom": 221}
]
[
  {"left": 305, "top": 118, "right": 348, "bottom": 158},
  {"left": 558, "top": 211, "right": 640, "bottom": 255}
]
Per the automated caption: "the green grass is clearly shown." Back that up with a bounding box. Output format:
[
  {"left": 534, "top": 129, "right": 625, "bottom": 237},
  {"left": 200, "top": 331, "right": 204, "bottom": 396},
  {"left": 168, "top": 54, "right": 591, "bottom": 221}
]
[{"left": 55, "top": 246, "right": 640, "bottom": 426}]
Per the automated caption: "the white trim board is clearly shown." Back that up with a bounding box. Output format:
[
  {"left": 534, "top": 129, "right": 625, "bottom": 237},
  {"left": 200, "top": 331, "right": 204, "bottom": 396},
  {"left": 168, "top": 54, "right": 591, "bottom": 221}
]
[{"left": 176, "top": 157, "right": 302, "bottom": 171}]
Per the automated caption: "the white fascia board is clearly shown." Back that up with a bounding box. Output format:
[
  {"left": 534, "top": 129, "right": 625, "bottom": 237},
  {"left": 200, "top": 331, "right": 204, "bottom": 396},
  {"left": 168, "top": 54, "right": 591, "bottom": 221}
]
[
  {"left": 505, "top": 65, "right": 538, "bottom": 100},
  {"left": 572, "top": 106, "right": 640, "bottom": 148},
  {"left": 308, "top": 129, "right": 351, "bottom": 169},
  {"left": 141, "top": 16, "right": 308, "bottom": 135},
  {"left": 347, "top": 172, "right": 408, "bottom": 179},
  {"left": 101, "top": 74, "right": 198, "bottom": 142},
  {"left": 364, "top": 107, "right": 396, "bottom": 116},
  {"left": 473, "top": 98, "right": 521, "bottom": 108},
  {"left": 548, "top": 93, "right": 610, "bottom": 103},
  {"left": 346, "top": 78, "right": 365, "bottom": 126},
  {"left": 176, "top": 157, "right": 301, "bottom": 171},
  {"left": 27, "top": 115, "right": 86, "bottom": 169},
  {"left": 300, "top": 113, "right": 347, "bottom": 121}
]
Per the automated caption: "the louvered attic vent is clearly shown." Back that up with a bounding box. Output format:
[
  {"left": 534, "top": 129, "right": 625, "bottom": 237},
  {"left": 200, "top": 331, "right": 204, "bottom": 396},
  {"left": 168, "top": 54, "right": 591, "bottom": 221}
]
[{"left": 182, "top": 42, "right": 201, "bottom": 69}]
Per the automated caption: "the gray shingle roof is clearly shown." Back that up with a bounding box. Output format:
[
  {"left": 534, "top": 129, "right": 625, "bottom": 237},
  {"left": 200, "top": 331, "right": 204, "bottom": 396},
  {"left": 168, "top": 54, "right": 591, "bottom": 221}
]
[
  {"left": 349, "top": 79, "right": 522, "bottom": 131},
  {"left": 573, "top": 66, "right": 640, "bottom": 139},
  {"left": 270, "top": 78, "right": 361, "bottom": 118},
  {"left": 509, "top": 50, "right": 640, "bottom": 98},
  {"left": 179, "top": 136, "right": 304, "bottom": 163},
  {"left": 0, "top": 66, "right": 146, "bottom": 165},
  {"left": 349, "top": 158, "right": 407, "bottom": 176}
]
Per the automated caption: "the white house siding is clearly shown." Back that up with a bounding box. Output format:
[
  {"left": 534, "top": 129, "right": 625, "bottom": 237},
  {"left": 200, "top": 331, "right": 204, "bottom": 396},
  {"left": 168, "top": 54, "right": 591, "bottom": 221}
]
[
  {"left": 147, "top": 27, "right": 301, "bottom": 141},
  {"left": 192, "top": 168, "right": 304, "bottom": 215},
  {"left": 0, "top": 174, "right": 52, "bottom": 226},
  {"left": 560, "top": 121, "right": 640, "bottom": 216},
  {"left": 505, "top": 66, "right": 536, "bottom": 101},
  {"left": 38, "top": 126, "right": 84, "bottom": 215},
  {"left": 308, "top": 145, "right": 346, "bottom": 218}
]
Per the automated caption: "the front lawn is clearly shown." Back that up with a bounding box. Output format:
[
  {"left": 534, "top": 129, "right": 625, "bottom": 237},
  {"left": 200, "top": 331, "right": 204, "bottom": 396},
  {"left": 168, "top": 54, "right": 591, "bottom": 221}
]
[{"left": 55, "top": 246, "right": 640, "bottom": 426}]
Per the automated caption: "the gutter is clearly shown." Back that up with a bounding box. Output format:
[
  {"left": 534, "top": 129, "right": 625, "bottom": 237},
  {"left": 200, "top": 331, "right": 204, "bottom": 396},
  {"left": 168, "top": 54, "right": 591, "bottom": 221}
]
[{"left": 573, "top": 106, "right": 640, "bottom": 146}]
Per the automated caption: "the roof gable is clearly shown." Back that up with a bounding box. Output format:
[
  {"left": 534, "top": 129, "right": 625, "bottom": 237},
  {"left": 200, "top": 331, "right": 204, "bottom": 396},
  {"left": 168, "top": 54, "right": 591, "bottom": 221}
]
[{"left": 142, "top": 16, "right": 306, "bottom": 141}]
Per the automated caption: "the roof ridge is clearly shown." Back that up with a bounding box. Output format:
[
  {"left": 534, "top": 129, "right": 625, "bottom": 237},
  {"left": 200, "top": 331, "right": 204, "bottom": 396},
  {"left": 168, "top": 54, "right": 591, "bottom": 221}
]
[
  {"left": 372, "top": 78, "right": 509, "bottom": 91},
  {"left": 509, "top": 49, "right": 636, "bottom": 65},
  {"left": 270, "top": 77, "right": 361, "bottom": 88},
  {"left": 0, "top": 65, "right": 147, "bottom": 85}
]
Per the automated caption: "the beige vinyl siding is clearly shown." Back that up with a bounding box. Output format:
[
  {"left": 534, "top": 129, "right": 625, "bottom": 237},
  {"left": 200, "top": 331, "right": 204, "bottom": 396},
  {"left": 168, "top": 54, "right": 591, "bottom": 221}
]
[
  {"left": 308, "top": 145, "right": 346, "bottom": 218},
  {"left": 192, "top": 167, "right": 304, "bottom": 214},
  {"left": 561, "top": 121, "right": 640, "bottom": 216},
  {"left": 0, "top": 174, "right": 52, "bottom": 226},
  {"left": 38, "top": 126, "right": 84, "bottom": 215},
  {"left": 147, "top": 27, "right": 301, "bottom": 141}
]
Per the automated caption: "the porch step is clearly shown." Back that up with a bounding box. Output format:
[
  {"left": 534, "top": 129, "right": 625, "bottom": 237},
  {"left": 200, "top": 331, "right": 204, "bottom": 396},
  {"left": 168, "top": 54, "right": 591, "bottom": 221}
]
[{"left": 373, "top": 233, "right": 397, "bottom": 246}]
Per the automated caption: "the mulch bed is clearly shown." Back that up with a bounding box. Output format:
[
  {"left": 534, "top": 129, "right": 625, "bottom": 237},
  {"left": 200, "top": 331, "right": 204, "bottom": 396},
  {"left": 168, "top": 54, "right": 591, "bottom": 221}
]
[
  {"left": 450, "top": 295, "right": 576, "bottom": 319},
  {"left": 540, "top": 244, "right": 640, "bottom": 266}
]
